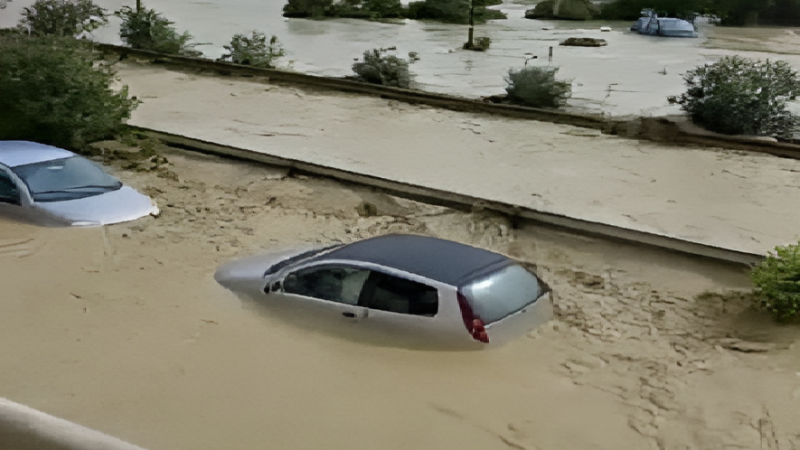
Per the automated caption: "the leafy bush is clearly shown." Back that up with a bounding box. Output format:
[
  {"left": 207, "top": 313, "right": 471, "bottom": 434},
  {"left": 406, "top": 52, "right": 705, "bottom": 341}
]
[
  {"left": 217, "top": 31, "right": 285, "bottom": 68},
  {"left": 0, "top": 35, "right": 139, "bottom": 149},
  {"left": 668, "top": 56, "right": 800, "bottom": 138},
  {"left": 115, "top": 5, "right": 202, "bottom": 57},
  {"left": 352, "top": 49, "right": 412, "bottom": 88},
  {"left": 751, "top": 242, "right": 800, "bottom": 322},
  {"left": 18, "top": 0, "right": 107, "bottom": 37},
  {"left": 505, "top": 66, "right": 572, "bottom": 108}
]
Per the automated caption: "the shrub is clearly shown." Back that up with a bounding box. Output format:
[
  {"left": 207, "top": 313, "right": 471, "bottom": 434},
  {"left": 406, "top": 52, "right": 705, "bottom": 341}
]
[
  {"left": 18, "top": 0, "right": 107, "bottom": 38},
  {"left": 751, "top": 242, "right": 800, "bottom": 322},
  {"left": 505, "top": 66, "right": 572, "bottom": 108},
  {"left": 218, "top": 31, "right": 285, "bottom": 68},
  {"left": 352, "top": 49, "right": 412, "bottom": 88},
  {"left": 114, "top": 5, "right": 202, "bottom": 57},
  {"left": 0, "top": 35, "right": 139, "bottom": 149},
  {"left": 668, "top": 56, "right": 800, "bottom": 138}
]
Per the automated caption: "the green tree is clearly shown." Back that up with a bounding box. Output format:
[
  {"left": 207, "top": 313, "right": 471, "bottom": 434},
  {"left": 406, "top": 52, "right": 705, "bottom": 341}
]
[
  {"left": 114, "top": 5, "right": 203, "bottom": 57},
  {"left": 19, "top": 0, "right": 108, "bottom": 37},
  {"left": 669, "top": 56, "right": 800, "bottom": 137},
  {"left": 218, "top": 31, "right": 285, "bottom": 68},
  {"left": 0, "top": 35, "right": 139, "bottom": 149}
]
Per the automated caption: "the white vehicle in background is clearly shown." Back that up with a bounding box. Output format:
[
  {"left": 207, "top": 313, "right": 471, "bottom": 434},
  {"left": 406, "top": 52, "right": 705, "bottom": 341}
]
[
  {"left": 215, "top": 234, "right": 553, "bottom": 349},
  {"left": 0, "top": 141, "right": 159, "bottom": 226}
]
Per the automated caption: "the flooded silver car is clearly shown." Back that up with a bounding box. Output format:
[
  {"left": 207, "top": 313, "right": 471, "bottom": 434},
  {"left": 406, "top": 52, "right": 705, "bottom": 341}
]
[
  {"left": 0, "top": 141, "right": 159, "bottom": 226},
  {"left": 215, "top": 234, "right": 553, "bottom": 349}
]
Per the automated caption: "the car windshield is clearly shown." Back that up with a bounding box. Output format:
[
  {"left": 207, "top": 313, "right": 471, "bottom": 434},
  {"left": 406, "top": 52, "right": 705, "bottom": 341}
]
[
  {"left": 12, "top": 156, "right": 122, "bottom": 202},
  {"left": 461, "top": 264, "right": 543, "bottom": 324}
]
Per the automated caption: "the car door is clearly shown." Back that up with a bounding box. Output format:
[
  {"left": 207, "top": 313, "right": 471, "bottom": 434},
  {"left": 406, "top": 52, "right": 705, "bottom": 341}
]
[
  {"left": 270, "top": 263, "right": 372, "bottom": 333},
  {"left": 0, "top": 166, "right": 39, "bottom": 225},
  {"left": 0, "top": 166, "right": 74, "bottom": 227},
  {"left": 355, "top": 270, "right": 448, "bottom": 347}
]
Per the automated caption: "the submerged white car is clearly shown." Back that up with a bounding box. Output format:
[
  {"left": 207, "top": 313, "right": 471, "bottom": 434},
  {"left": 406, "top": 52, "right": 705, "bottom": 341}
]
[
  {"left": 215, "top": 234, "right": 553, "bottom": 349},
  {"left": 0, "top": 141, "right": 159, "bottom": 226}
]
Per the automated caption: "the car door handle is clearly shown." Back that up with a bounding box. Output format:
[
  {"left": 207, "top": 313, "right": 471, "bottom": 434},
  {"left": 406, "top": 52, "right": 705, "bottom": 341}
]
[{"left": 342, "top": 312, "right": 356, "bottom": 318}]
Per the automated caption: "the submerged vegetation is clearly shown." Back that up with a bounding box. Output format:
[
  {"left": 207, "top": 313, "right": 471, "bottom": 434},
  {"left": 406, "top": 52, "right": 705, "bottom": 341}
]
[
  {"left": 217, "top": 31, "right": 285, "bottom": 68},
  {"left": 351, "top": 48, "right": 413, "bottom": 88},
  {"left": 505, "top": 66, "right": 572, "bottom": 108}
]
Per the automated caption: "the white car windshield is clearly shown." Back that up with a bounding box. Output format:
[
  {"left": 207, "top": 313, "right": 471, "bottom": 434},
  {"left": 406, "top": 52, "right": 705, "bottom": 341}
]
[
  {"left": 12, "top": 156, "right": 122, "bottom": 202},
  {"left": 461, "top": 264, "right": 543, "bottom": 324}
]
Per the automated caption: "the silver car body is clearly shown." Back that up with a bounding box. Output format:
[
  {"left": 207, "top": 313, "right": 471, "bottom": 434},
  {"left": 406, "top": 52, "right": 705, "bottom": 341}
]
[
  {"left": 0, "top": 141, "right": 159, "bottom": 226},
  {"left": 215, "top": 234, "right": 553, "bottom": 350}
]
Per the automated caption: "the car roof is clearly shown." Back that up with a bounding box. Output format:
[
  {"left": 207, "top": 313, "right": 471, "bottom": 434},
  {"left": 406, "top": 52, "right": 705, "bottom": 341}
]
[
  {"left": 0, "top": 141, "right": 76, "bottom": 168},
  {"left": 310, "top": 234, "right": 511, "bottom": 286}
]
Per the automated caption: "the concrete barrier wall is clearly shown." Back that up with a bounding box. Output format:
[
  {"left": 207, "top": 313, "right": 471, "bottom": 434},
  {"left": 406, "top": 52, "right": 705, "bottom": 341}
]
[
  {"left": 96, "top": 44, "right": 800, "bottom": 160},
  {"left": 136, "top": 126, "right": 764, "bottom": 267},
  {"left": 0, "top": 398, "right": 148, "bottom": 450}
]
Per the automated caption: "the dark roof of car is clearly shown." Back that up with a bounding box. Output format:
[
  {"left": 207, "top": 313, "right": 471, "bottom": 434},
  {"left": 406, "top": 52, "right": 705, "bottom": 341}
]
[
  {"left": 311, "top": 234, "right": 511, "bottom": 286},
  {"left": 0, "top": 141, "right": 75, "bottom": 168}
]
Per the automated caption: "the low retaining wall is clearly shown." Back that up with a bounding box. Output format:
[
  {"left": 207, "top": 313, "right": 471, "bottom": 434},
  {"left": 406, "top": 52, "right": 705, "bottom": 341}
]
[
  {"left": 0, "top": 398, "right": 148, "bottom": 450},
  {"left": 97, "top": 44, "right": 608, "bottom": 130},
  {"left": 98, "top": 44, "right": 800, "bottom": 160},
  {"left": 134, "top": 126, "right": 764, "bottom": 267}
]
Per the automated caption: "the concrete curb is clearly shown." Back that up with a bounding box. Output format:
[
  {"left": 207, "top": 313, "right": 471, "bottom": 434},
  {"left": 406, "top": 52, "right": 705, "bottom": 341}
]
[
  {"left": 0, "top": 398, "right": 148, "bottom": 450},
  {"left": 132, "top": 126, "right": 765, "bottom": 268},
  {"left": 98, "top": 44, "right": 800, "bottom": 160}
]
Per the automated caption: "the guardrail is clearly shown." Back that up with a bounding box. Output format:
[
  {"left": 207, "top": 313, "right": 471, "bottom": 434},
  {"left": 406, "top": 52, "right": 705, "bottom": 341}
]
[
  {"left": 133, "top": 126, "right": 765, "bottom": 267},
  {"left": 0, "top": 398, "right": 148, "bottom": 450}
]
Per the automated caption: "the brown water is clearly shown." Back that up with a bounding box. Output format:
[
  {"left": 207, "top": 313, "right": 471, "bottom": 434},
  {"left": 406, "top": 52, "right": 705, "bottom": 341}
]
[
  {"left": 1, "top": 146, "right": 799, "bottom": 449},
  {"left": 4, "top": 0, "right": 800, "bottom": 116}
]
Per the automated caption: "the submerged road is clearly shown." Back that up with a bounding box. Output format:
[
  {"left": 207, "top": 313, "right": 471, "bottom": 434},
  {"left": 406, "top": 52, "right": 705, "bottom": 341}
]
[{"left": 119, "top": 62, "right": 800, "bottom": 256}]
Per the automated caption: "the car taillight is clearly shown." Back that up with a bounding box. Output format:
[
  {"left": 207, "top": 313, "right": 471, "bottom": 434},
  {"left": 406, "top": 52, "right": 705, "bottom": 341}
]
[{"left": 457, "top": 291, "right": 489, "bottom": 344}]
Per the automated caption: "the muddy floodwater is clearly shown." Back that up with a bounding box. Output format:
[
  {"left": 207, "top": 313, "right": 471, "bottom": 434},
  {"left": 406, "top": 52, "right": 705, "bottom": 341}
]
[
  {"left": 4, "top": 0, "right": 800, "bottom": 116},
  {"left": 1, "top": 142, "right": 799, "bottom": 450}
]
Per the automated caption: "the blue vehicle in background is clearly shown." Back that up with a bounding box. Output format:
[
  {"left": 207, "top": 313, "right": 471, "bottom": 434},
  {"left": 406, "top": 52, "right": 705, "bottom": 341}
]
[{"left": 631, "top": 9, "right": 698, "bottom": 38}]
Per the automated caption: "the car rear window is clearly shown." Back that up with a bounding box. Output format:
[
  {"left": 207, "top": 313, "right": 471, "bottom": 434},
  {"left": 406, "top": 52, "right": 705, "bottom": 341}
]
[{"left": 461, "top": 264, "right": 542, "bottom": 324}]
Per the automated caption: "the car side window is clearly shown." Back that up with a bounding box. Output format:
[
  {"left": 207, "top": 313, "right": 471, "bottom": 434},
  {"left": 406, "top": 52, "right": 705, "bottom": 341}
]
[
  {"left": 0, "top": 171, "right": 20, "bottom": 204},
  {"left": 283, "top": 266, "right": 370, "bottom": 305},
  {"left": 366, "top": 274, "right": 438, "bottom": 317}
]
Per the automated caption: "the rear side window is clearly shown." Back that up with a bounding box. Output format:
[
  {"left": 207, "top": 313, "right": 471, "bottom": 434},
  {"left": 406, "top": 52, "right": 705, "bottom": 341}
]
[
  {"left": 367, "top": 274, "right": 438, "bottom": 317},
  {"left": 461, "top": 264, "right": 542, "bottom": 324}
]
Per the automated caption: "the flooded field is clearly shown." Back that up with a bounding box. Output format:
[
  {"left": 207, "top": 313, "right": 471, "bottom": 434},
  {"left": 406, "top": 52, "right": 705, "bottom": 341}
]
[
  {"left": 4, "top": 0, "right": 800, "bottom": 116},
  {"left": 1, "top": 142, "right": 799, "bottom": 450}
]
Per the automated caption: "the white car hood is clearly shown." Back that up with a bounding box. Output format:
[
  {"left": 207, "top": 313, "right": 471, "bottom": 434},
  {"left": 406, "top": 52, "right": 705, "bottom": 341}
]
[{"left": 34, "top": 186, "right": 157, "bottom": 226}]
